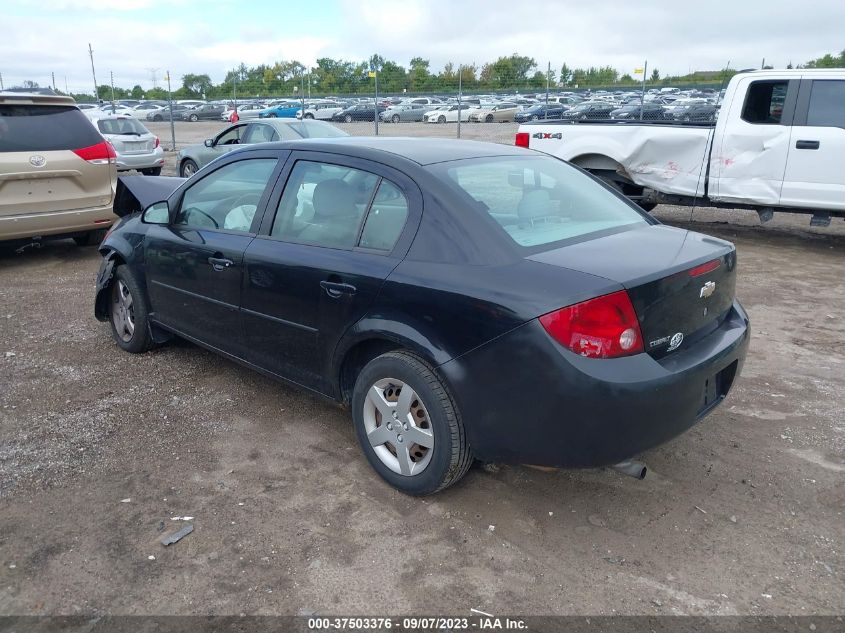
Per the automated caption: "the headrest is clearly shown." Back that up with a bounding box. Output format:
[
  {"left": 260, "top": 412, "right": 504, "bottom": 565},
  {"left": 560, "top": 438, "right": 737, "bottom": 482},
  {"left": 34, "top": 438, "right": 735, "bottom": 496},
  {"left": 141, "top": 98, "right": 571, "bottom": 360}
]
[
  {"left": 517, "top": 189, "right": 552, "bottom": 219},
  {"left": 312, "top": 179, "right": 358, "bottom": 220}
]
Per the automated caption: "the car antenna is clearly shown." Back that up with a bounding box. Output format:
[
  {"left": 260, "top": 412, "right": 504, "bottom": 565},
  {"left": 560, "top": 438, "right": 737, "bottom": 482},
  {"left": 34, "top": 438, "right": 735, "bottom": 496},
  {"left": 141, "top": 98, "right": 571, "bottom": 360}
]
[{"left": 687, "top": 60, "right": 731, "bottom": 225}]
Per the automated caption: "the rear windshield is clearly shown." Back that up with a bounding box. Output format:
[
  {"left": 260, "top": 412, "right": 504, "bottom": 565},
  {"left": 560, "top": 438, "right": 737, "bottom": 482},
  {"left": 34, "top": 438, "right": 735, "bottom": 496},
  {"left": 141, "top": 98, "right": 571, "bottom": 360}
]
[
  {"left": 0, "top": 105, "right": 102, "bottom": 152},
  {"left": 431, "top": 156, "right": 648, "bottom": 248},
  {"left": 96, "top": 117, "right": 149, "bottom": 136}
]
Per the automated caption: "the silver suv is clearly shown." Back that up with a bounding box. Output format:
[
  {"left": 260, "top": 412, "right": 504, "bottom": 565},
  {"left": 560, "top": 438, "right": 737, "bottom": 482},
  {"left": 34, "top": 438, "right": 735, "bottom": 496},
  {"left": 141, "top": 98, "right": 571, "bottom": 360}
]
[{"left": 0, "top": 92, "right": 117, "bottom": 245}]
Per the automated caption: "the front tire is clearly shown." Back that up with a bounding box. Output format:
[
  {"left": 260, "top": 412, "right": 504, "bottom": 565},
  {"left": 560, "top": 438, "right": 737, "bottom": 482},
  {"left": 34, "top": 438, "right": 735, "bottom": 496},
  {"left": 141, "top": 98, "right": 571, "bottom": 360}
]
[
  {"left": 304, "top": 113, "right": 314, "bottom": 119},
  {"left": 108, "top": 265, "right": 154, "bottom": 353},
  {"left": 392, "top": 114, "right": 400, "bottom": 123},
  {"left": 352, "top": 351, "right": 472, "bottom": 495},
  {"left": 344, "top": 114, "right": 353, "bottom": 123},
  {"left": 189, "top": 114, "right": 198, "bottom": 122},
  {"left": 180, "top": 159, "right": 199, "bottom": 178},
  {"left": 438, "top": 115, "right": 446, "bottom": 124},
  {"left": 485, "top": 114, "right": 494, "bottom": 123}
]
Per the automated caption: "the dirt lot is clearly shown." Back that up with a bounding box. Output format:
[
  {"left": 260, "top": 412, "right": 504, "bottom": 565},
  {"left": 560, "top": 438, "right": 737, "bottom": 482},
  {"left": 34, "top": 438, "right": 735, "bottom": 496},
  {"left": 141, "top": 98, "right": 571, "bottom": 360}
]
[{"left": 0, "top": 120, "right": 843, "bottom": 617}]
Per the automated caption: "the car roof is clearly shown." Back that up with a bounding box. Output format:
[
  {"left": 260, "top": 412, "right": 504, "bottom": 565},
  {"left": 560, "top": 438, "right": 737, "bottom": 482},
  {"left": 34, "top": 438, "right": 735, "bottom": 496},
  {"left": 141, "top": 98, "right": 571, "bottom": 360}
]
[
  {"left": 0, "top": 92, "right": 76, "bottom": 107},
  {"left": 246, "top": 136, "right": 529, "bottom": 166}
]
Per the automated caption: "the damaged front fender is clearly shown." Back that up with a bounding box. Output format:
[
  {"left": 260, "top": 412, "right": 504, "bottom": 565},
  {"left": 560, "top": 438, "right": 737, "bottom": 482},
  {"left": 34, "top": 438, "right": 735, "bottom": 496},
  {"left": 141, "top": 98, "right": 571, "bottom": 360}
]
[{"left": 94, "top": 251, "right": 118, "bottom": 321}]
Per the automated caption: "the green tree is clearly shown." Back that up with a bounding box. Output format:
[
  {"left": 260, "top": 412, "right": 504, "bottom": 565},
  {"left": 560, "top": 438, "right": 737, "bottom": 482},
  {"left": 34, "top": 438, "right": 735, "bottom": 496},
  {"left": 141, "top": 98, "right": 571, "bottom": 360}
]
[
  {"left": 409, "top": 57, "right": 430, "bottom": 92},
  {"left": 180, "top": 73, "right": 212, "bottom": 98},
  {"left": 804, "top": 49, "right": 845, "bottom": 68},
  {"left": 650, "top": 68, "right": 660, "bottom": 82},
  {"left": 130, "top": 85, "right": 144, "bottom": 99},
  {"left": 560, "top": 63, "right": 572, "bottom": 86}
]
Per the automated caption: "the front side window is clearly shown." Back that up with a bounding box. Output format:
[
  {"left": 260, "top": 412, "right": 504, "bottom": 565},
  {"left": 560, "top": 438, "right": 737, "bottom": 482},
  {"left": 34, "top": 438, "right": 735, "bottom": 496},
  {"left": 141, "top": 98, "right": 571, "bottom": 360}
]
[
  {"left": 175, "top": 158, "right": 277, "bottom": 232},
  {"left": 807, "top": 80, "right": 845, "bottom": 128},
  {"left": 433, "top": 156, "right": 648, "bottom": 248},
  {"left": 216, "top": 125, "right": 245, "bottom": 145},
  {"left": 742, "top": 80, "right": 788, "bottom": 124}
]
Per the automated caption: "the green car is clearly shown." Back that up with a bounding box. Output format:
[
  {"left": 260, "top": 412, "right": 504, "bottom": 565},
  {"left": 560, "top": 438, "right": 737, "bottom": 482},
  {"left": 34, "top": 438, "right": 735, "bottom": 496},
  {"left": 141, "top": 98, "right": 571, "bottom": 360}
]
[{"left": 177, "top": 119, "right": 348, "bottom": 178}]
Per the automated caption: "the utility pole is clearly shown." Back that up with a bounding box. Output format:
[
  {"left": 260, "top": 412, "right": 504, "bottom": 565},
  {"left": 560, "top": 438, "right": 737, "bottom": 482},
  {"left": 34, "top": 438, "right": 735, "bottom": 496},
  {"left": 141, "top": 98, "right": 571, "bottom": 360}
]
[
  {"left": 457, "top": 65, "right": 462, "bottom": 139},
  {"left": 0, "top": 72, "right": 5, "bottom": 91},
  {"left": 88, "top": 43, "right": 99, "bottom": 101},
  {"left": 374, "top": 66, "right": 379, "bottom": 135},
  {"left": 166, "top": 71, "right": 176, "bottom": 151},
  {"left": 64, "top": 76, "right": 68, "bottom": 94},
  {"left": 51, "top": 72, "right": 56, "bottom": 91},
  {"left": 110, "top": 71, "right": 115, "bottom": 105},
  {"left": 545, "top": 61, "right": 550, "bottom": 106},
  {"left": 639, "top": 60, "right": 648, "bottom": 121}
]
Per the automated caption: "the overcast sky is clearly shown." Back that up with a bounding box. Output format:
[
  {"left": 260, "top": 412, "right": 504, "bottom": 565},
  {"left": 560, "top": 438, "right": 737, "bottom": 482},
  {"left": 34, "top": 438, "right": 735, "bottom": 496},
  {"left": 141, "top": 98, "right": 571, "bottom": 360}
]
[{"left": 3, "top": 0, "right": 843, "bottom": 93}]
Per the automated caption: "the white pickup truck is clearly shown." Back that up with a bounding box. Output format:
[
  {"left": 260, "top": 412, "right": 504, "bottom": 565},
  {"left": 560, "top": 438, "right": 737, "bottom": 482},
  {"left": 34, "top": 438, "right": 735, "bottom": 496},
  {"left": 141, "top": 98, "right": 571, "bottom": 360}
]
[{"left": 516, "top": 69, "right": 845, "bottom": 226}]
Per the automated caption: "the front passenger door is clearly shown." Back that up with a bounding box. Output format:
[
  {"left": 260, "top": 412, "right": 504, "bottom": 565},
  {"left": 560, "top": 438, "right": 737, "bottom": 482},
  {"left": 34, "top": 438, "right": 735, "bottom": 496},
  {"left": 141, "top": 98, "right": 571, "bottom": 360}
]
[{"left": 144, "top": 156, "right": 281, "bottom": 356}]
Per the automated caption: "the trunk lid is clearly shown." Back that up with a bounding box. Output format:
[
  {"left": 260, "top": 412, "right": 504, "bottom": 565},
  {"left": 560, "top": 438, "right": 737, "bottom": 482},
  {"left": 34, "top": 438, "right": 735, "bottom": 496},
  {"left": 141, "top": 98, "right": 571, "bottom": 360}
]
[{"left": 527, "top": 225, "right": 737, "bottom": 358}]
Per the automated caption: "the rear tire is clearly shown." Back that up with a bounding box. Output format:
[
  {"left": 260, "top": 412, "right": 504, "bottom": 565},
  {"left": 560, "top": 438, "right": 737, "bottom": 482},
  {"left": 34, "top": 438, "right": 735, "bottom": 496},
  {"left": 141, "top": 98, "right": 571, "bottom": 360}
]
[
  {"left": 73, "top": 230, "right": 105, "bottom": 247},
  {"left": 108, "top": 265, "right": 154, "bottom": 354},
  {"left": 352, "top": 351, "right": 472, "bottom": 496}
]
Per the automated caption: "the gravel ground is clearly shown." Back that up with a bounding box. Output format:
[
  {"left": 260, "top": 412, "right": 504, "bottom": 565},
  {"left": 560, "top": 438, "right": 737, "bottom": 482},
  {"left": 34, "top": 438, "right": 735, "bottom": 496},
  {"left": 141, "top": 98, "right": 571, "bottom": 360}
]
[{"left": 0, "top": 120, "right": 843, "bottom": 617}]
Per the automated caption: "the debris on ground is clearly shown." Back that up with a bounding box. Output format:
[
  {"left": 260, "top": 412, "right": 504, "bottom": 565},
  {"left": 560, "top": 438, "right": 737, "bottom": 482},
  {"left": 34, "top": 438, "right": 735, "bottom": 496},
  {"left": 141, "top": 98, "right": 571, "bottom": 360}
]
[
  {"left": 588, "top": 514, "right": 607, "bottom": 528},
  {"left": 160, "top": 524, "right": 194, "bottom": 546},
  {"left": 694, "top": 505, "right": 708, "bottom": 514},
  {"left": 487, "top": 525, "right": 495, "bottom": 532},
  {"left": 170, "top": 516, "right": 194, "bottom": 521},
  {"left": 730, "top": 515, "right": 738, "bottom": 523},
  {"left": 120, "top": 498, "right": 131, "bottom": 503},
  {"left": 148, "top": 555, "right": 156, "bottom": 561}
]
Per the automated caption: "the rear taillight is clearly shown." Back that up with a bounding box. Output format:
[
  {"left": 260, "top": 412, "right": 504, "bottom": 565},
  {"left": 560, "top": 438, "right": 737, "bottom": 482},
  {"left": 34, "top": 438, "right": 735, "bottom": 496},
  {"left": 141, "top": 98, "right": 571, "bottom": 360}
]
[
  {"left": 688, "top": 259, "right": 721, "bottom": 277},
  {"left": 154, "top": 137, "right": 160, "bottom": 148},
  {"left": 73, "top": 141, "right": 116, "bottom": 165},
  {"left": 539, "top": 290, "right": 644, "bottom": 359},
  {"left": 515, "top": 132, "right": 529, "bottom": 148}
]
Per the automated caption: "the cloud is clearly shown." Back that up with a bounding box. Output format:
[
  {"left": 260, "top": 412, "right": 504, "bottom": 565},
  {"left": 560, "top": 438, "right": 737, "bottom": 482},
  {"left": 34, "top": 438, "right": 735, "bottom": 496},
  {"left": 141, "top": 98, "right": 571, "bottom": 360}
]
[{"left": 2, "top": 0, "right": 843, "bottom": 93}]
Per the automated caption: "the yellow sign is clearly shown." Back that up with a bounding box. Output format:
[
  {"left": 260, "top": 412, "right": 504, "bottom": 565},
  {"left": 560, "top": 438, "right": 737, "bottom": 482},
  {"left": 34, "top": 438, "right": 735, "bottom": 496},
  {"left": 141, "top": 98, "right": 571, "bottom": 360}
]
[
  {"left": 368, "top": 71, "right": 376, "bottom": 78},
  {"left": 633, "top": 68, "right": 644, "bottom": 75}
]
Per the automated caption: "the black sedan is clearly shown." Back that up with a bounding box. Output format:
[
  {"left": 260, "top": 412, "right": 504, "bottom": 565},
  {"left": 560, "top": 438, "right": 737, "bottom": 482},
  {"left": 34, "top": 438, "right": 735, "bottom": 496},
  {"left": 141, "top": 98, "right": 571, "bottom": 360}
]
[
  {"left": 95, "top": 138, "right": 749, "bottom": 495},
  {"left": 513, "top": 104, "right": 567, "bottom": 123},
  {"left": 560, "top": 102, "right": 616, "bottom": 120},
  {"left": 675, "top": 104, "right": 719, "bottom": 122},
  {"left": 610, "top": 103, "right": 671, "bottom": 121},
  {"left": 331, "top": 103, "right": 387, "bottom": 122}
]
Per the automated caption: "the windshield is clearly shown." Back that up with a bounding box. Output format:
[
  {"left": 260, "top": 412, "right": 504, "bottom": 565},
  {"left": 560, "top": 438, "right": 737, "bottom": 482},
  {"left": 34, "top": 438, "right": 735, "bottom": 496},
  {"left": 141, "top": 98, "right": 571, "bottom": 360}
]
[
  {"left": 289, "top": 120, "right": 349, "bottom": 138},
  {"left": 430, "top": 156, "right": 648, "bottom": 248},
  {"left": 96, "top": 117, "right": 149, "bottom": 135}
]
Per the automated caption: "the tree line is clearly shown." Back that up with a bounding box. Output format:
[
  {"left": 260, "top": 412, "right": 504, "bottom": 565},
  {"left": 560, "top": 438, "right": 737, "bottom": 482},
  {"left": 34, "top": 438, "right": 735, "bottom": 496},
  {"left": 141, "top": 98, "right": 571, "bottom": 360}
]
[{"left": 15, "top": 48, "right": 844, "bottom": 101}]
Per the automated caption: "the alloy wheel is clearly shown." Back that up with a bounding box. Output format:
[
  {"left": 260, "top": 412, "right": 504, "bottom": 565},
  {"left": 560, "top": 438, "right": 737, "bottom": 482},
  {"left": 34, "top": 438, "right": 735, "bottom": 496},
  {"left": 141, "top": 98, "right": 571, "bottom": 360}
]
[{"left": 111, "top": 280, "right": 135, "bottom": 343}]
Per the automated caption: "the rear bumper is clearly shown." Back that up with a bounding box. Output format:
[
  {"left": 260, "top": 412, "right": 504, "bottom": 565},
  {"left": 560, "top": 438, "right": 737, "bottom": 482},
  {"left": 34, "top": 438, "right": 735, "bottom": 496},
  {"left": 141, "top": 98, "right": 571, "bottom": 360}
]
[
  {"left": 116, "top": 148, "right": 165, "bottom": 171},
  {"left": 0, "top": 204, "right": 117, "bottom": 241},
  {"left": 439, "top": 300, "right": 750, "bottom": 467}
]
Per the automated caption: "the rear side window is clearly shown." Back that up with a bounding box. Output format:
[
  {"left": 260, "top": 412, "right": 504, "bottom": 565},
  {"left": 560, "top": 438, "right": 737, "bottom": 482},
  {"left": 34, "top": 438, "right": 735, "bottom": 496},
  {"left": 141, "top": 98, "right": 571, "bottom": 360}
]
[
  {"left": 807, "top": 80, "right": 845, "bottom": 128},
  {"left": 0, "top": 105, "right": 102, "bottom": 152},
  {"left": 742, "top": 81, "right": 788, "bottom": 124}
]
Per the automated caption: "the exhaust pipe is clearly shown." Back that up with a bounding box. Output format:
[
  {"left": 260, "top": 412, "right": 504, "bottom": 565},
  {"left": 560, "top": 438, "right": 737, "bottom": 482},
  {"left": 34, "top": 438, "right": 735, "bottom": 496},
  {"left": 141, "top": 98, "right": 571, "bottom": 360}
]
[{"left": 612, "top": 459, "right": 647, "bottom": 480}]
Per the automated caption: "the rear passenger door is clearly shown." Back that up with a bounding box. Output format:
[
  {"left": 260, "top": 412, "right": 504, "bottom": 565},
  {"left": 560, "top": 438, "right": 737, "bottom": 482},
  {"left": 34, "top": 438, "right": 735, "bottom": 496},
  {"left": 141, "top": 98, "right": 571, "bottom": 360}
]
[
  {"left": 780, "top": 78, "right": 845, "bottom": 211},
  {"left": 240, "top": 152, "right": 421, "bottom": 393}
]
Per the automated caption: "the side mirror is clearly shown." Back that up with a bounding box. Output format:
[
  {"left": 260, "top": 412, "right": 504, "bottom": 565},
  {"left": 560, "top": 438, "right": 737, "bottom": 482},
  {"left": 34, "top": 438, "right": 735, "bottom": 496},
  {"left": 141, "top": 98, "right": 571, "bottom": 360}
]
[
  {"left": 142, "top": 201, "right": 170, "bottom": 225},
  {"left": 204, "top": 138, "right": 214, "bottom": 148}
]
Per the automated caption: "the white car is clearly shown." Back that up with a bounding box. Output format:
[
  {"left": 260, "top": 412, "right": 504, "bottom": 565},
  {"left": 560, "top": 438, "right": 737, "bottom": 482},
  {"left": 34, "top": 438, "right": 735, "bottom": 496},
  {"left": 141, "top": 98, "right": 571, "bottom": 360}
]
[
  {"left": 296, "top": 102, "right": 346, "bottom": 121},
  {"left": 95, "top": 104, "right": 135, "bottom": 117},
  {"left": 423, "top": 104, "right": 481, "bottom": 123},
  {"left": 87, "top": 114, "right": 164, "bottom": 175},
  {"left": 220, "top": 103, "right": 265, "bottom": 121}
]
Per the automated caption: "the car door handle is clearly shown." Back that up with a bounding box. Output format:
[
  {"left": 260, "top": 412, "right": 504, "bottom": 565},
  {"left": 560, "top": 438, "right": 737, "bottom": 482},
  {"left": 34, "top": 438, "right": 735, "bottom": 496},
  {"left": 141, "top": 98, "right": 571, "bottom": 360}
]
[
  {"left": 320, "top": 280, "right": 357, "bottom": 298},
  {"left": 207, "top": 256, "right": 234, "bottom": 271},
  {"left": 795, "top": 140, "right": 820, "bottom": 150}
]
